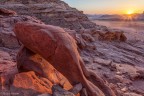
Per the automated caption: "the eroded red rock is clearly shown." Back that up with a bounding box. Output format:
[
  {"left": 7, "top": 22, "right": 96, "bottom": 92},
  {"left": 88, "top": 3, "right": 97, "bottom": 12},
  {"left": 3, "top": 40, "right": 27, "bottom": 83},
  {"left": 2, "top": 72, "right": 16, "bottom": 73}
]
[
  {"left": 0, "top": 49, "right": 18, "bottom": 90},
  {"left": 14, "top": 22, "right": 115, "bottom": 96},
  {"left": 0, "top": 8, "right": 17, "bottom": 16},
  {"left": 11, "top": 71, "right": 53, "bottom": 95},
  {"left": 0, "top": 9, "right": 43, "bottom": 49},
  {"left": 17, "top": 46, "right": 72, "bottom": 90}
]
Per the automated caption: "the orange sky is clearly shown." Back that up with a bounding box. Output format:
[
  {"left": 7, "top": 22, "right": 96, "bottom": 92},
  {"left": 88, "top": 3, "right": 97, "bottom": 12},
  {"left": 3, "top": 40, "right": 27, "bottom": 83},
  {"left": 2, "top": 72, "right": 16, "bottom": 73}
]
[{"left": 64, "top": 0, "right": 144, "bottom": 14}]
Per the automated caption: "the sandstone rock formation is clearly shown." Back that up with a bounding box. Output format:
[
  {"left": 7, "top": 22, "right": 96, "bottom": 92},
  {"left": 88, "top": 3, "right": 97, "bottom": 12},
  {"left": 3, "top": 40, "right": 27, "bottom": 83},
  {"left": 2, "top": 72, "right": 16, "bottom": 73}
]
[
  {"left": 0, "top": 8, "right": 72, "bottom": 96},
  {"left": 0, "top": 8, "right": 43, "bottom": 49},
  {"left": 98, "top": 32, "right": 127, "bottom": 41},
  {"left": 0, "top": 0, "right": 96, "bottom": 31},
  {"left": 0, "top": 0, "right": 144, "bottom": 96},
  {"left": 11, "top": 71, "right": 53, "bottom": 96},
  {"left": 14, "top": 22, "right": 115, "bottom": 96},
  {"left": 0, "top": 8, "right": 44, "bottom": 93},
  {"left": 17, "top": 46, "right": 72, "bottom": 89}
]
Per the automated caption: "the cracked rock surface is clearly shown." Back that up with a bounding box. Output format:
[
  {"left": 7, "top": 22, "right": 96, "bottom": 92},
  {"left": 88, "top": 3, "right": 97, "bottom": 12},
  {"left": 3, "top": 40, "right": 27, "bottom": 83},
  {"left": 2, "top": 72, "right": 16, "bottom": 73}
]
[{"left": 0, "top": 0, "right": 144, "bottom": 96}]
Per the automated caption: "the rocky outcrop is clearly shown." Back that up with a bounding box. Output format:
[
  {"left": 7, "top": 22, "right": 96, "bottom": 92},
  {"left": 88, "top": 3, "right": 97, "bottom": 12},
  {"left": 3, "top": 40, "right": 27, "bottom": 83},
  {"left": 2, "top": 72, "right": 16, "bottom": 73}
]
[
  {"left": 0, "top": 8, "right": 50, "bottom": 96},
  {"left": 0, "top": 1, "right": 144, "bottom": 96},
  {"left": 11, "top": 71, "right": 53, "bottom": 96},
  {"left": 0, "top": 8, "right": 17, "bottom": 16},
  {"left": 0, "top": 48, "right": 18, "bottom": 90},
  {"left": 0, "top": 0, "right": 96, "bottom": 31},
  {"left": 52, "top": 85, "right": 75, "bottom": 96},
  {"left": 0, "top": 8, "right": 43, "bottom": 49},
  {"left": 98, "top": 32, "right": 127, "bottom": 41},
  {"left": 14, "top": 22, "right": 115, "bottom": 96},
  {"left": 17, "top": 46, "right": 72, "bottom": 89}
]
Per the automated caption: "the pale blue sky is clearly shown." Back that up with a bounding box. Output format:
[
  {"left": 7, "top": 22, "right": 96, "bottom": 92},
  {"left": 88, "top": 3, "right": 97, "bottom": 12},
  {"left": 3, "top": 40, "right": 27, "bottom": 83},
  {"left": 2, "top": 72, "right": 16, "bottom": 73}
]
[{"left": 63, "top": 0, "right": 144, "bottom": 14}]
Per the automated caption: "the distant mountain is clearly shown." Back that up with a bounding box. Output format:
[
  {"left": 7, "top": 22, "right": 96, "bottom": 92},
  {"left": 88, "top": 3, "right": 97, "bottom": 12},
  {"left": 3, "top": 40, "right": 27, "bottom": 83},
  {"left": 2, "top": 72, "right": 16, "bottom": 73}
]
[
  {"left": 87, "top": 13, "right": 144, "bottom": 21},
  {"left": 136, "top": 14, "right": 144, "bottom": 20},
  {"left": 96, "top": 14, "right": 124, "bottom": 20},
  {"left": 86, "top": 14, "right": 103, "bottom": 20}
]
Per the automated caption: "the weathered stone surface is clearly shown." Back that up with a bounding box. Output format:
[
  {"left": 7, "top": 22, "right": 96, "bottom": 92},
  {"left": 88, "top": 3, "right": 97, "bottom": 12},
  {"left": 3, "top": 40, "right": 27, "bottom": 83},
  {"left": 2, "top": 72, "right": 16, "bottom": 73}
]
[
  {"left": 52, "top": 85, "right": 75, "bottom": 96},
  {"left": 83, "top": 40, "right": 144, "bottom": 95},
  {"left": 0, "top": 0, "right": 96, "bottom": 31},
  {"left": 93, "top": 58, "right": 112, "bottom": 66},
  {"left": 0, "top": 1, "right": 144, "bottom": 96},
  {"left": 14, "top": 22, "right": 115, "bottom": 96},
  {"left": 123, "top": 92, "right": 142, "bottom": 96},
  {"left": 69, "top": 83, "right": 82, "bottom": 95},
  {"left": 98, "top": 32, "right": 127, "bottom": 41},
  {"left": 0, "top": 8, "right": 43, "bottom": 49},
  {"left": 75, "top": 34, "right": 87, "bottom": 49},
  {"left": 80, "top": 88, "right": 88, "bottom": 96},
  {"left": 10, "top": 71, "right": 53, "bottom": 96},
  {"left": 0, "top": 48, "right": 18, "bottom": 90},
  {"left": 0, "top": 8, "right": 53, "bottom": 95},
  {"left": 17, "top": 46, "right": 72, "bottom": 90},
  {"left": 37, "top": 93, "right": 52, "bottom": 96},
  {"left": 81, "top": 33, "right": 95, "bottom": 42},
  {"left": 0, "top": 8, "right": 17, "bottom": 16}
]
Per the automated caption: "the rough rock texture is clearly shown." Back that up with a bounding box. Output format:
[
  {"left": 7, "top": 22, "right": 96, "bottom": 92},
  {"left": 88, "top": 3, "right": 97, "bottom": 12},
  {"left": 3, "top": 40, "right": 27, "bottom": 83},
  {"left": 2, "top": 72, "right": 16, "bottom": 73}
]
[
  {"left": 0, "top": 8, "right": 17, "bottom": 16},
  {"left": 98, "top": 31, "right": 127, "bottom": 41},
  {"left": 69, "top": 83, "right": 82, "bottom": 95},
  {"left": 14, "top": 22, "right": 115, "bottom": 96},
  {"left": 17, "top": 46, "right": 72, "bottom": 90},
  {"left": 11, "top": 71, "right": 53, "bottom": 96},
  {"left": 0, "top": 9, "right": 43, "bottom": 49},
  {"left": 0, "top": 0, "right": 96, "bottom": 31},
  {"left": 0, "top": 0, "right": 144, "bottom": 96},
  {"left": 52, "top": 85, "right": 75, "bottom": 96},
  {"left": 0, "top": 8, "right": 64, "bottom": 96},
  {"left": 82, "top": 40, "right": 144, "bottom": 96},
  {"left": 0, "top": 47, "right": 18, "bottom": 90}
]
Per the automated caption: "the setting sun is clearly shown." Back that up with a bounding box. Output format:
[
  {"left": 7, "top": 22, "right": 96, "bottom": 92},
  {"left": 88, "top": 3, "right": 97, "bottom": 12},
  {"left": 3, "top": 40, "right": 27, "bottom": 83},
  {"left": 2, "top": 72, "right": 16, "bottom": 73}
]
[{"left": 127, "top": 10, "right": 134, "bottom": 15}]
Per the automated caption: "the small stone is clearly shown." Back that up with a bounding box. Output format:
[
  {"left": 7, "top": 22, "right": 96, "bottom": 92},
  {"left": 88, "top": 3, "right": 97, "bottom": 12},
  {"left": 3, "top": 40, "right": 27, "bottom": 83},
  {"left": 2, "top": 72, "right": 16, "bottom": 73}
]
[
  {"left": 69, "top": 83, "right": 82, "bottom": 95},
  {"left": 37, "top": 93, "right": 51, "bottom": 96},
  {"left": 52, "top": 85, "right": 75, "bottom": 96},
  {"left": 93, "top": 58, "right": 112, "bottom": 66},
  {"left": 116, "top": 71, "right": 122, "bottom": 75},
  {"left": 80, "top": 88, "right": 88, "bottom": 96},
  {"left": 121, "top": 87, "right": 127, "bottom": 92},
  {"left": 82, "top": 33, "right": 95, "bottom": 42}
]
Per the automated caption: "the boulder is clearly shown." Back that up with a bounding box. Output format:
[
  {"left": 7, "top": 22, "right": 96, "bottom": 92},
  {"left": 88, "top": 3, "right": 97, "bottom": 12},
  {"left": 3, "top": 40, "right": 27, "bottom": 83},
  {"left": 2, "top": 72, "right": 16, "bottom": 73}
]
[
  {"left": 1, "top": 1, "right": 143, "bottom": 96},
  {"left": 17, "top": 46, "right": 72, "bottom": 90},
  {"left": 98, "top": 32, "right": 127, "bottom": 42},
  {"left": 10, "top": 71, "right": 53, "bottom": 96},
  {"left": 0, "top": 8, "right": 43, "bottom": 49},
  {"left": 52, "top": 85, "right": 75, "bottom": 96},
  {"left": 0, "top": 0, "right": 96, "bottom": 31},
  {"left": 69, "top": 83, "right": 82, "bottom": 95},
  {"left": 14, "top": 22, "right": 115, "bottom": 96}
]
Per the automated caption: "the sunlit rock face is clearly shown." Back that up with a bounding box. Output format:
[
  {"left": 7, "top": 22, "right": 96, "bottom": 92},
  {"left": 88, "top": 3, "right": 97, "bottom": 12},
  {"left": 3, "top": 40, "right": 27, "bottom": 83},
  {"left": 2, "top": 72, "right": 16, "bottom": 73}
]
[
  {"left": 0, "top": 1, "right": 144, "bottom": 96},
  {"left": 11, "top": 71, "right": 53, "bottom": 95},
  {"left": 17, "top": 46, "right": 72, "bottom": 90}
]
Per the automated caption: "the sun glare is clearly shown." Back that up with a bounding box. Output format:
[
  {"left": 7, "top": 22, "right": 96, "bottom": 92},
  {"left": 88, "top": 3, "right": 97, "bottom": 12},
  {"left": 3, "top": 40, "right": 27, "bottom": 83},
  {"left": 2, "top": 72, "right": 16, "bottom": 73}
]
[{"left": 127, "top": 10, "right": 134, "bottom": 15}]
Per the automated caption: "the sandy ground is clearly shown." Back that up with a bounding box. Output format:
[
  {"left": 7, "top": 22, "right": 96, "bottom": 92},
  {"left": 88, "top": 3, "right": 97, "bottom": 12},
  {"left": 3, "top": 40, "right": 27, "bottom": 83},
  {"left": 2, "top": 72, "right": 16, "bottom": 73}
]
[{"left": 93, "top": 20, "right": 144, "bottom": 41}]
